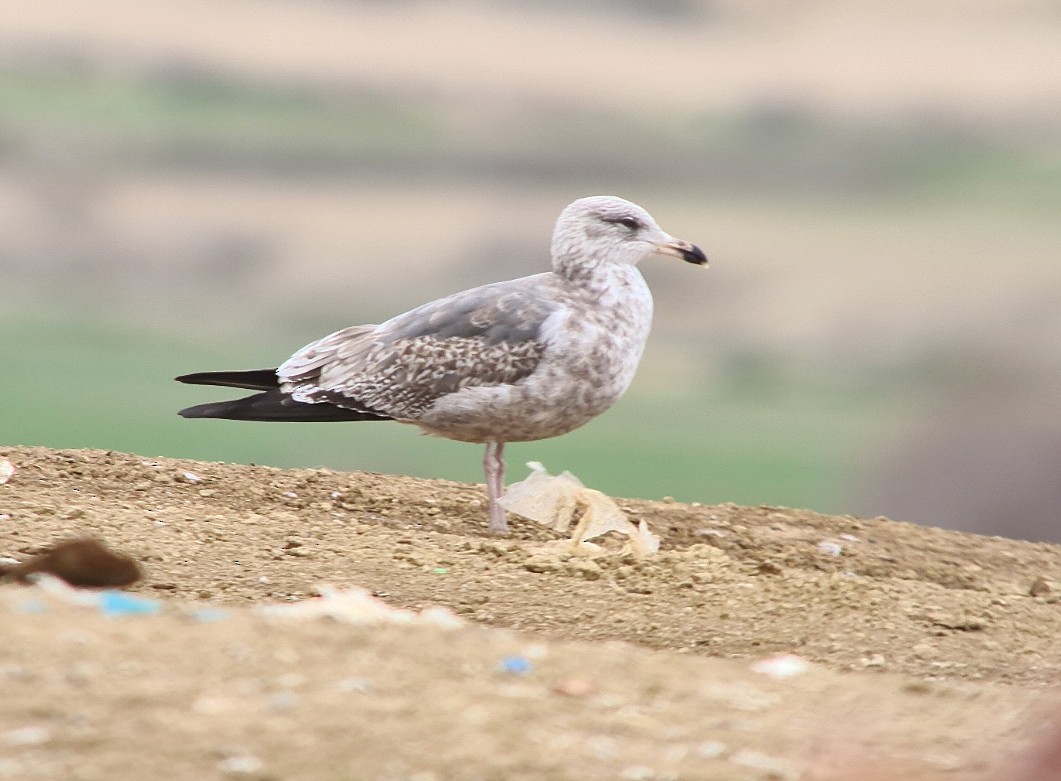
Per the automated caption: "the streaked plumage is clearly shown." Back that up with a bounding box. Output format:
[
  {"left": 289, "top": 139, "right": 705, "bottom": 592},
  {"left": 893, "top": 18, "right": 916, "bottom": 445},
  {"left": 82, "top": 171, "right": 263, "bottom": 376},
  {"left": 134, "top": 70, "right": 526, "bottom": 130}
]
[{"left": 177, "top": 196, "right": 707, "bottom": 533}]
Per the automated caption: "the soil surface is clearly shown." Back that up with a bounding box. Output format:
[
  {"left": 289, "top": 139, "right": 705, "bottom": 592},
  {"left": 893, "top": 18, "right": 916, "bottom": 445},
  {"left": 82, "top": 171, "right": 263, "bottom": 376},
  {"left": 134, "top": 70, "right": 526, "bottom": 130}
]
[{"left": 1, "top": 445, "right": 1060, "bottom": 780}]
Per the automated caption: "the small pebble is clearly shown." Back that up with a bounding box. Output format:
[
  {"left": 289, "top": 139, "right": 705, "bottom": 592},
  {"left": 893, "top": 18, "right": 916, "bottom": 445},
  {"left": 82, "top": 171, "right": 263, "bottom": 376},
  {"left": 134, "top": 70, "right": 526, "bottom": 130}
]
[
  {"left": 696, "top": 741, "right": 727, "bottom": 759},
  {"left": 730, "top": 750, "right": 794, "bottom": 778},
  {"left": 408, "top": 772, "right": 440, "bottom": 781},
  {"left": 191, "top": 608, "right": 229, "bottom": 623},
  {"left": 554, "top": 677, "right": 595, "bottom": 697},
  {"left": 2, "top": 726, "right": 51, "bottom": 746},
  {"left": 267, "top": 692, "right": 298, "bottom": 710},
  {"left": 218, "top": 755, "right": 264, "bottom": 776},
  {"left": 522, "top": 644, "right": 549, "bottom": 660},
  {"left": 587, "top": 735, "right": 618, "bottom": 760},
  {"left": 1030, "top": 577, "right": 1052, "bottom": 597},
  {"left": 276, "top": 673, "right": 305, "bottom": 688},
  {"left": 336, "top": 677, "right": 373, "bottom": 693}
]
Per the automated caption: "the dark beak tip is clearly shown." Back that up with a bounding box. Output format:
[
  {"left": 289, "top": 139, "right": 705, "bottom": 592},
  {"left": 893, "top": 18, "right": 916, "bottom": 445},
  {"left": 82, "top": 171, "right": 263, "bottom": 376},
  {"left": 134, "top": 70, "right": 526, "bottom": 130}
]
[{"left": 682, "top": 245, "right": 708, "bottom": 266}]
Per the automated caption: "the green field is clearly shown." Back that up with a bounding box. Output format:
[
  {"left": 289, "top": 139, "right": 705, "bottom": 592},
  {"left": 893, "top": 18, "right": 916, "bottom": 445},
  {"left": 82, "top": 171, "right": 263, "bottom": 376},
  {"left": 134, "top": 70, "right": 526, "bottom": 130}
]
[{"left": 1, "top": 315, "right": 902, "bottom": 514}]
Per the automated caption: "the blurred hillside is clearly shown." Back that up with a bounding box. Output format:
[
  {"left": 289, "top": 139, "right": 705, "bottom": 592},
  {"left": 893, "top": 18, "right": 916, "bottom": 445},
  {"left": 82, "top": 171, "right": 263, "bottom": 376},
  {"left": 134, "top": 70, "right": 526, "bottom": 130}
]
[{"left": 2, "top": 0, "right": 1060, "bottom": 538}]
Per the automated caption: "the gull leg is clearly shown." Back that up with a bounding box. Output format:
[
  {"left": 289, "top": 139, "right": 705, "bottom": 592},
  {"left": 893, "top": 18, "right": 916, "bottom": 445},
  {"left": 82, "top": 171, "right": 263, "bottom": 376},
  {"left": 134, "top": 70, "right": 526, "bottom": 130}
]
[{"left": 483, "top": 441, "right": 508, "bottom": 534}]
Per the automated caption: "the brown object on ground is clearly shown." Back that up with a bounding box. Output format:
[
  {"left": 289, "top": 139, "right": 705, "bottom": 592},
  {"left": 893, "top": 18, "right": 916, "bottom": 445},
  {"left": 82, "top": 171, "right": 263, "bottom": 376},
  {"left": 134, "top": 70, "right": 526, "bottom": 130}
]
[
  {"left": 0, "top": 536, "right": 142, "bottom": 587},
  {"left": 1, "top": 445, "right": 1060, "bottom": 780}
]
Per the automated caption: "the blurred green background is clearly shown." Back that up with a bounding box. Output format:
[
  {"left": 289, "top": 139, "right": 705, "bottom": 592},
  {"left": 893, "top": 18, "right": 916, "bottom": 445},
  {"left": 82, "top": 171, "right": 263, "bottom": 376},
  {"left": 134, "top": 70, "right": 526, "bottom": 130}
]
[{"left": 2, "top": 1, "right": 1060, "bottom": 539}]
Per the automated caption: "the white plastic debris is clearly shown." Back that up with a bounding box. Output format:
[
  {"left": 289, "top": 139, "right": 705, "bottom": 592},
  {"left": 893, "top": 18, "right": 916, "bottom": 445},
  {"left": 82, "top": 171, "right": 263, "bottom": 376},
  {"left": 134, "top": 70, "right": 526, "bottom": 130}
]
[
  {"left": 181, "top": 470, "right": 203, "bottom": 484},
  {"left": 817, "top": 540, "right": 843, "bottom": 556},
  {"left": 258, "top": 585, "right": 464, "bottom": 629},
  {"left": 750, "top": 653, "right": 811, "bottom": 680},
  {"left": 0, "top": 460, "right": 15, "bottom": 485},
  {"left": 634, "top": 520, "right": 661, "bottom": 555},
  {"left": 27, "top": 574, "right": 160, "bottom": 616},
  {"left": 29, "top": 574, "right": 101, "bottom": 607},
  {"left": 497, "top": 462, "right": 583, "bottom": 531},
  {"left": 499, "top": 462, "right": 659, "bottom": 555}
]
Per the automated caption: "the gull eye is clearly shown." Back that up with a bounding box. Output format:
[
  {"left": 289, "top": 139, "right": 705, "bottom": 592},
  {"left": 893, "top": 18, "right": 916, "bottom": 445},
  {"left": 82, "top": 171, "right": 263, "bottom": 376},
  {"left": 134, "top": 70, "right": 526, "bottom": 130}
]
[{"left": 604, "top": 216, "right": 641, "bottom": 231}]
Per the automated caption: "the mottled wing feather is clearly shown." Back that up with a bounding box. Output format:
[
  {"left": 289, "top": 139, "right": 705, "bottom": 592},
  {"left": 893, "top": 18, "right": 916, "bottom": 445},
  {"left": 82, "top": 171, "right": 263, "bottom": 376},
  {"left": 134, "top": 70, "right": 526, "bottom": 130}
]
[
  {"left": 277, "top": 275, "right": 561, "bottom": 420},
  {"left": 279, "top": 325, "right": 376, "bottom": 384}
]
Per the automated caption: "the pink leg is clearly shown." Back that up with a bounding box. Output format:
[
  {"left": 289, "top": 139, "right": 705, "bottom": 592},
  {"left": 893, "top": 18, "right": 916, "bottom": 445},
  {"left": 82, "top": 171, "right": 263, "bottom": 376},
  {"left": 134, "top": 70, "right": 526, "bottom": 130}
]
[{"left": 483, "top": 441, "right": 507, "bottom": 533}]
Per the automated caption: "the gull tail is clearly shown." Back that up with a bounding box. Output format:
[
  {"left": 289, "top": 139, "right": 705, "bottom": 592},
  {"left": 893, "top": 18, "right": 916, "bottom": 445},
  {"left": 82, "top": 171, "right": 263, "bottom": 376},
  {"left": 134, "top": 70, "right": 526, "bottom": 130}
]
[
  {"left": 178, "top": 390, "right": 392, "bottom": 423},
  {"left": 176, "top": 369, "right": 392, "bottom": 422},
  {"left": 175, "top": 369, "right": 280, "bottom": 391}
]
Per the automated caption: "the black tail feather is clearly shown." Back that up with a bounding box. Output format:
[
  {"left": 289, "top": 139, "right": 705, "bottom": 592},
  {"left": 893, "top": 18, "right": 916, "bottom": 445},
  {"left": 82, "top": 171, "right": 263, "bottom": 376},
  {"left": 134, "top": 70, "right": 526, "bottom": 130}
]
[
  {"left": 178, "top": 390, "right": 392, "bottom": 423},
  {"left": 175, "top": 369, "right": 280, "bottom": 391}
]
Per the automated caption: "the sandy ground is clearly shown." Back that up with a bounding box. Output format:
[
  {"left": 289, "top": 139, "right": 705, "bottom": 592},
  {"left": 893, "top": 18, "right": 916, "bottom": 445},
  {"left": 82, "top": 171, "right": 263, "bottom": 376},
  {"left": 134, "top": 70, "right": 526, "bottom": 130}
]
[{"left": 1, "top": 444, "right": 1060, "bottom": 780}]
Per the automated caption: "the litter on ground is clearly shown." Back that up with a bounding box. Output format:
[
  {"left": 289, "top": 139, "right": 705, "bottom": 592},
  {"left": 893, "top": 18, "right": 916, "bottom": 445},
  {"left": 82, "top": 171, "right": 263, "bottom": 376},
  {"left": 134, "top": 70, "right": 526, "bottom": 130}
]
[{"left": 499, "top": 462, "right": 660, "bottom": 555}]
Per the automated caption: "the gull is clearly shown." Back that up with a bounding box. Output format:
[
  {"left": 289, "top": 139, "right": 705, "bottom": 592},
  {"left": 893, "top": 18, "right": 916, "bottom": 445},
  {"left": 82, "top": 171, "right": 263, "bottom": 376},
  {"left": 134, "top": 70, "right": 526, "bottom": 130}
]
[{"left": 176, "top": 196, "right": 707, "bottom": 533}]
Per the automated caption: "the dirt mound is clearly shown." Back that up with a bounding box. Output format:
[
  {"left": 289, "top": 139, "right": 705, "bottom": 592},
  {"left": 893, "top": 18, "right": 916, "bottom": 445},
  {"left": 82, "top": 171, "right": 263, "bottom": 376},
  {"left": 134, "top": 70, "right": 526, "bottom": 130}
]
[{"left": 1, "top": 445, "right": 1060, "bottom": 780}]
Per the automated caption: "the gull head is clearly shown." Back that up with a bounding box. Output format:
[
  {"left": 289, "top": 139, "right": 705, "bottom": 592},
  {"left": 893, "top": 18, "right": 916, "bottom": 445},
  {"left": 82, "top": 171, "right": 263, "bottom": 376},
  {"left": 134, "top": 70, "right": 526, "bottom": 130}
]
[{"left": 551, "top": 196, "right": 707, "bottom": 277}]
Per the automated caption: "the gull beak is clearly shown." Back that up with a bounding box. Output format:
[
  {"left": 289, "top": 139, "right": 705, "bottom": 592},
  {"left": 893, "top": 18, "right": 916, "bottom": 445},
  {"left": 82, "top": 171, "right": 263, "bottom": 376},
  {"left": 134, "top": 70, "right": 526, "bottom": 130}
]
[{"left": 653, "top": 238, "right": 708, "bottom": 267}]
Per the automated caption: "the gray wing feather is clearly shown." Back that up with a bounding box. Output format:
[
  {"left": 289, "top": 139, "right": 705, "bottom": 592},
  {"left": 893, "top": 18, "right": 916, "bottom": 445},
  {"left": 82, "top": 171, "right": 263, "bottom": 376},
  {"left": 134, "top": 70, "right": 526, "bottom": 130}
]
[
  {"left": 277, "top": 275, "right": 562, "bottom": 420},
  {"left": 386, "top": 282, "right": 552, "bottom": 345}
]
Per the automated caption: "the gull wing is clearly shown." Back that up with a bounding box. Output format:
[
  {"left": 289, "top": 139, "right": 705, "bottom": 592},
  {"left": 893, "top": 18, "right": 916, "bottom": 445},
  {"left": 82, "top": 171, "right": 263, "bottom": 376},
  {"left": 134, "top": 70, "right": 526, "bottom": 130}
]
[{"left": 278, "top": 274, "right": 563, "bottom": 421}]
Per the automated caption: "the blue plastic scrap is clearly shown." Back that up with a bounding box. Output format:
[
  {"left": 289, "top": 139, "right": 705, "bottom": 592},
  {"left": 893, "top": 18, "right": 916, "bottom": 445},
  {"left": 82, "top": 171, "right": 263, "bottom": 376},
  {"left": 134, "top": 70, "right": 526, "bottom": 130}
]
[
  {"left": 499, "top": 655, "right": 532, "bottom": 675},
  {"left": 97, "top": 591, "right": 161, "bottom": 616}
]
